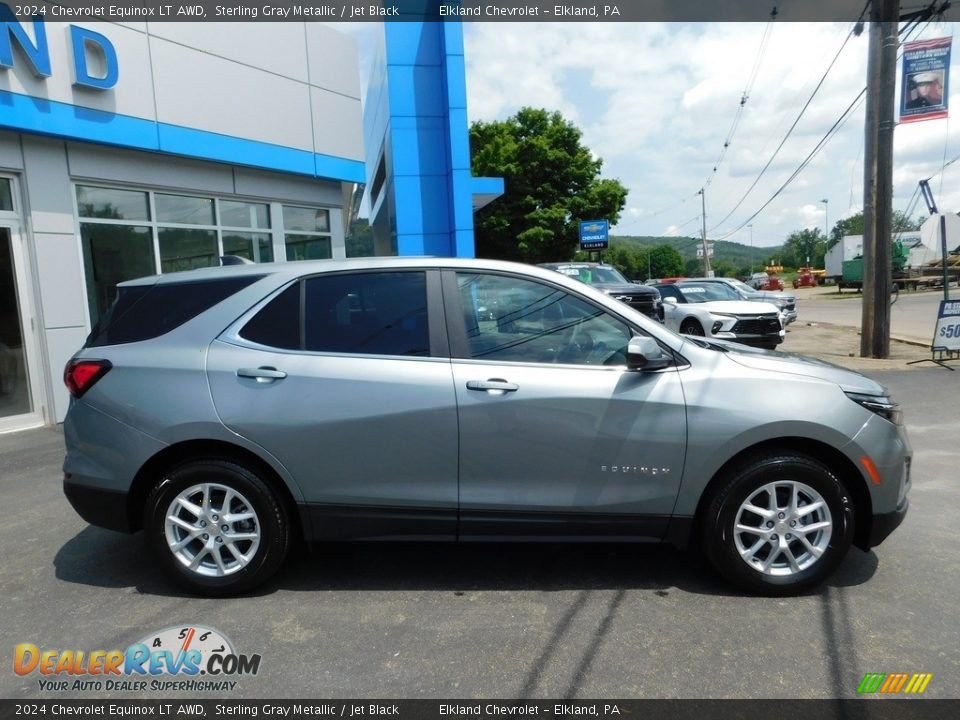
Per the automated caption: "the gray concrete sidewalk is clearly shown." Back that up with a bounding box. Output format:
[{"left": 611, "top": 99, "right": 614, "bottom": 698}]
[{"left": 793, "top": 284, "right": 954, "bottom": 345}]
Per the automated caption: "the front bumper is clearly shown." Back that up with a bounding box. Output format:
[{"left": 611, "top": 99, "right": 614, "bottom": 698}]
[{"left": 867, "top": 496, "right": 909, "bottom": 548}]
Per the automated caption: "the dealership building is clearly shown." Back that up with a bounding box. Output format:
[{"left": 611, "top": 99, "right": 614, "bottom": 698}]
[{"left": 0, "top": 15, "right": 501, "bottom": 432}]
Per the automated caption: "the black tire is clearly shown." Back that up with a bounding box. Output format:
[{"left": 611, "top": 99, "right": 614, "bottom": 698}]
[
  {"left": 680, "top": 319, "right": 705, "bottom": 336},
  {"left": 145, "top": 459, "right": 290, "bottom": 596},
  {"left": 702, "top": 453, "right": 854, "bottom": 596}
]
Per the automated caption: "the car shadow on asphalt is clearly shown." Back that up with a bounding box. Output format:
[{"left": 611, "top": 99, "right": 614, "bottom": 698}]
[{"left": 53, "top": 527, "right": 879, "bottom": 598}]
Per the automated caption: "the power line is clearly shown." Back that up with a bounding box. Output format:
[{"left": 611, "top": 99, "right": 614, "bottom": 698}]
[
  {"left": 711, "top": 15, "right": 929, "bottom": 241},
  {"left": 702, "top": 16, "right": 777, "bottom": 190},
  {"left": 705, "top": 9, "right": 868, "bottom": 233},
  {"left": 715, "top": 88, "right": 868, "bottom": 241}
]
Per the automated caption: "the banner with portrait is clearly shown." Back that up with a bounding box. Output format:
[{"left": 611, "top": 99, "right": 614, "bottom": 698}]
[{"left": 900, "top": 37, "right": 951, "bottom": 124}]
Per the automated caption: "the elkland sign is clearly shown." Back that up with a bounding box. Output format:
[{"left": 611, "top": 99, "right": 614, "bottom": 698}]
[{"left": 0, "top": 5, "right": 118, "bottom": 90}]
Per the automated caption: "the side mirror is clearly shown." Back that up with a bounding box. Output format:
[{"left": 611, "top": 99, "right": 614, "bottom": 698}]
[
  {"left": 626, "top": 336, "right": 671, "bottom": 371},
  {"left": 663, "top": 297, "right": 678, "bottom": 305}
]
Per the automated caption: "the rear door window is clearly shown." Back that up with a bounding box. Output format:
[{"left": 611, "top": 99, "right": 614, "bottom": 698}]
[
  {"left": 304, "top": 272, "right": 429, "bottom": 356},
  {"left": 237, "top": 271, "right": 431, "bottom": 357}
]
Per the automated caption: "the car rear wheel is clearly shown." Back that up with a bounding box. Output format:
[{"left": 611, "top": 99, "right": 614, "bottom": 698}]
[
  {"left": 145, "top": 459, "right": 290, "bottom": 596},
  {"left": 680, "top": 319, "right": 705, "bottom": 336},
  {"left": 702, "top": 453, "right": 854, "bottom": 595}
]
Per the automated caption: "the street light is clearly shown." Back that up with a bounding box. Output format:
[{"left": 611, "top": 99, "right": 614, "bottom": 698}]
[{"left": 819, "top": 198, "right": 829, "bottom": 267}]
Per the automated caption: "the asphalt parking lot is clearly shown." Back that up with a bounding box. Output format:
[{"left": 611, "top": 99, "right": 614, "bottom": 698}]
[{"left": 2, "top": 326, "right": 959, "bottom": 700}]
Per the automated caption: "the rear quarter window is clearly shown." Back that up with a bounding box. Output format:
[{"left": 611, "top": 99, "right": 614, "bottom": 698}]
[{"left": 86, "top": 275, "right": 263, "bottom": 348}]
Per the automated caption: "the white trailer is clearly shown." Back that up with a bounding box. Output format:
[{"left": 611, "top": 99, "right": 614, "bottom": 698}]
[{"left": 825, "top": 235, "right": 863, "bottom": 281}]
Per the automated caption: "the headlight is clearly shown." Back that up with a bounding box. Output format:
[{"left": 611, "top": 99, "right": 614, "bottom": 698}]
[{"left": 845, "top": 392, "right": 903, "bottom": 425}]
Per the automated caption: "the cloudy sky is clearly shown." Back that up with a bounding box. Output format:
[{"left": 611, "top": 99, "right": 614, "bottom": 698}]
[{"left": 338, "top": 21, "right": 960, "bottom": 248}]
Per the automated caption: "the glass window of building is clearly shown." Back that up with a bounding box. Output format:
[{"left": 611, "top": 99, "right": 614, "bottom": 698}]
[
  {"left": 80, "top": 224, "right": 154, "bottom": 324},
  {"left": 223, "top": 232, "right": 273, "bottom": 263},
  {"left": 0, "top": 178, "right": 13, "bottom": 212},
  {"left": 158, "top": 228, "right": 218, "bottom": 273},
  {"left": 77, "top": 186, "right": 284, "bottom": 326},
  {"left": 283, "top": 205, "right": 332, "bottom": 261},
  {"left": 77, "top": 185, "right": 150, "bottom": 221},
  {"left": 0, "top": 227, "right": 32, "bottom": 418},
  {"left": 220, "top": 201, "right": 273, "bottom": 262},
  {"left": 155, "top": 194, "right": 216, "bottom": 225},
  {"left": 220, "top": 200, "right": 269, "bottom": 229}
]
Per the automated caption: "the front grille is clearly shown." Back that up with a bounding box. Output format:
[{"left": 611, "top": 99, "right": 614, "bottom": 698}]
[
  {"left": 731, "top": 316, "right": 781, "bottom": 335},
  {"left": 613, "top": 294, "right": 660, "bottom": 320}
]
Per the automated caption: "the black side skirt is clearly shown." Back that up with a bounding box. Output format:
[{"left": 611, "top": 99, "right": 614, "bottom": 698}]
[{"left": 305, "top": 504, "right": 671, "bottom": 543}]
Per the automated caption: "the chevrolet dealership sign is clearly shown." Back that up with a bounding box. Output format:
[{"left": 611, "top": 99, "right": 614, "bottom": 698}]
[{"left": 579, "top": 220, "right": 609, "bottom": 250}]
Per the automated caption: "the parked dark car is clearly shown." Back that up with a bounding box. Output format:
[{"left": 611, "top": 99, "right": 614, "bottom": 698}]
[{"left": 538, "top": 262, "right": 664, "bottom": 321}]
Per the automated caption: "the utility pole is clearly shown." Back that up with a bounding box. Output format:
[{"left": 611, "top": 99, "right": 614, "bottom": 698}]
[
  {"left": 861, "top": 0, "right": 899, "bottom": 358},
  {"left": 748, "top": 224, "right": 754, "bottom": 274},
  {"left": 698, "top": 188, "right": 712, "bottom": 276}
]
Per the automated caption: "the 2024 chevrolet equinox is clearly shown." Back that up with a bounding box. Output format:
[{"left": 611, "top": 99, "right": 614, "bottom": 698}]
[{"left": 63, "top": 258, "right": 910, "bottom": 596}]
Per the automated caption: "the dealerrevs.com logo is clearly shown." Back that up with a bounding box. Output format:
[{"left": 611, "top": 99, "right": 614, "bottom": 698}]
[
  {"left": 14, "top": 625, "right": 261, "bottom": 692},
  {"left": 857, "top": 672, "right": 934, "bottom": 695}
]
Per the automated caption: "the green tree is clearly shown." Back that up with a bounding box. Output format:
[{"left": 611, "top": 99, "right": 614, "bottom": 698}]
[
  {"left": 828, "top": 211, "right": 922, "bottom": 249},
  {"left": 782, "top": 228, "right": 826, "bottom": 269},
  {"left": 470, "top": 108, "right": 628, "bottom": 263},
  {"left": 648, "top": 244, "right": 684, "bottom": 278},
  {"left": 346, "top": 218, "right": 374, "bottom": 257},
  {"left": 604, "top": 243, "right": 650, "bottom": 281}
]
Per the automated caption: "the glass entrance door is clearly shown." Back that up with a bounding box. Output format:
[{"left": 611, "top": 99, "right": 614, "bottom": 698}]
[{"left": 0, "top": 226, "right": 34, "bottom": 422}]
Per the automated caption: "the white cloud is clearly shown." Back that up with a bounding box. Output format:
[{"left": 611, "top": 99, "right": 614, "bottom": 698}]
[{"left": 462, "top": 21, "right": 960, "bottom": 247}]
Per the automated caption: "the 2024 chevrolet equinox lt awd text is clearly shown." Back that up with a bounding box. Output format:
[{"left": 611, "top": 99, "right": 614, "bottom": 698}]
[{"left": 63, "top": 258, "right": 910, "bottom": 596}]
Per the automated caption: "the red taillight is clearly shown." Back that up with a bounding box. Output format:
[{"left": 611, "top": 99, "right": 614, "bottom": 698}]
[{"left": 64, "top": 359, "right": 112, "bottom": 398}]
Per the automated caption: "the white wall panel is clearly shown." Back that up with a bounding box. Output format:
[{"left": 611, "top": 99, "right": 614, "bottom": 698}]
[
  {"left": 32, "top": 232, "right": 86, "bottom": 329},
  {"left": 233, "top": 168, "right": 343, "bottom": 206},
  {"left": 21, "top": 136, "right": 74, "bottom": 235},
  {"left": 305, "top": 25, "right": 361, "bottom": 99},
  {"left": 67, "top": 142, "right": 234, "bottom": 194},
  {"left": 149, "top": 36, "right": 314, "bottom": 152},
  {"left": 148, "top": 22, "right": 310, "bottom": 83},
  {"left": 311, "top": 89, "right": 364, "bottom": 161},
  {"left": 0, "top": 131, "right": 24, "bottom": 169}
]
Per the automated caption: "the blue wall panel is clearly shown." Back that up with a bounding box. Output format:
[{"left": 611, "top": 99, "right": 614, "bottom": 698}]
[
  {"left": 0, "top": 89, "right": 364, "bottom": 183},
  {"left": 365, "top": 22, "right": 502, "bottom": 258}
]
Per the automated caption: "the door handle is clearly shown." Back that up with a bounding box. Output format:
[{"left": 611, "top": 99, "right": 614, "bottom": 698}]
[
  {"left": 237, "top": 366, "right": 287, "bottom": 383},
  {"left": 466, "top": 379, "right": 519, "bottom": 393}
]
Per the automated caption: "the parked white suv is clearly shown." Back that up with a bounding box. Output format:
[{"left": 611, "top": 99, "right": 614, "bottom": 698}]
[{"left": 654, "top": 281, "right": 784, "bottom": 350}]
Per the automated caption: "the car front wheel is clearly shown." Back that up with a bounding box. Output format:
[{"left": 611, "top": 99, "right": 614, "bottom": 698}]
[
  {"left": 680, "top": 319, "right": 705, "bottom": 336},
  {"left": 145, "top": 459, "right": 290, "bottom": 596},
  {"left": 702, "top": 453, "right": 854, "bottom": 595}
]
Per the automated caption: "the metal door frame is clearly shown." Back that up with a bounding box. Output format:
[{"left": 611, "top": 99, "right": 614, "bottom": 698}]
[{"left": 0, "top": 174, "right": 45, "bottom": 433}]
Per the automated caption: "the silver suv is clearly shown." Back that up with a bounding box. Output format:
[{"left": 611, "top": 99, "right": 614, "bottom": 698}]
[{"left": 63, "top": 258, "right": 910, "bottom": 596}]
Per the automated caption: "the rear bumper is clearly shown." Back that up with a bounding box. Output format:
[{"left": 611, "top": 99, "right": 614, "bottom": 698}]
[
  {"left": 866, "top": 497, "right": 909, "bottom": 549},
  {"left": 63, "top": 475, "right": 134, "bottom": 533}
]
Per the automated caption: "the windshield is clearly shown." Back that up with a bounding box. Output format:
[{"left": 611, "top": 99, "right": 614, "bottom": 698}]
[
  {"left": 727, "top": 279, "right": 757, "bottom": 296},
  {"left": 677, "top": 283, "right": 741, "bottom": 303},
  {"left": 556, "top": 266, "right": 629, "bottom": 285}
]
